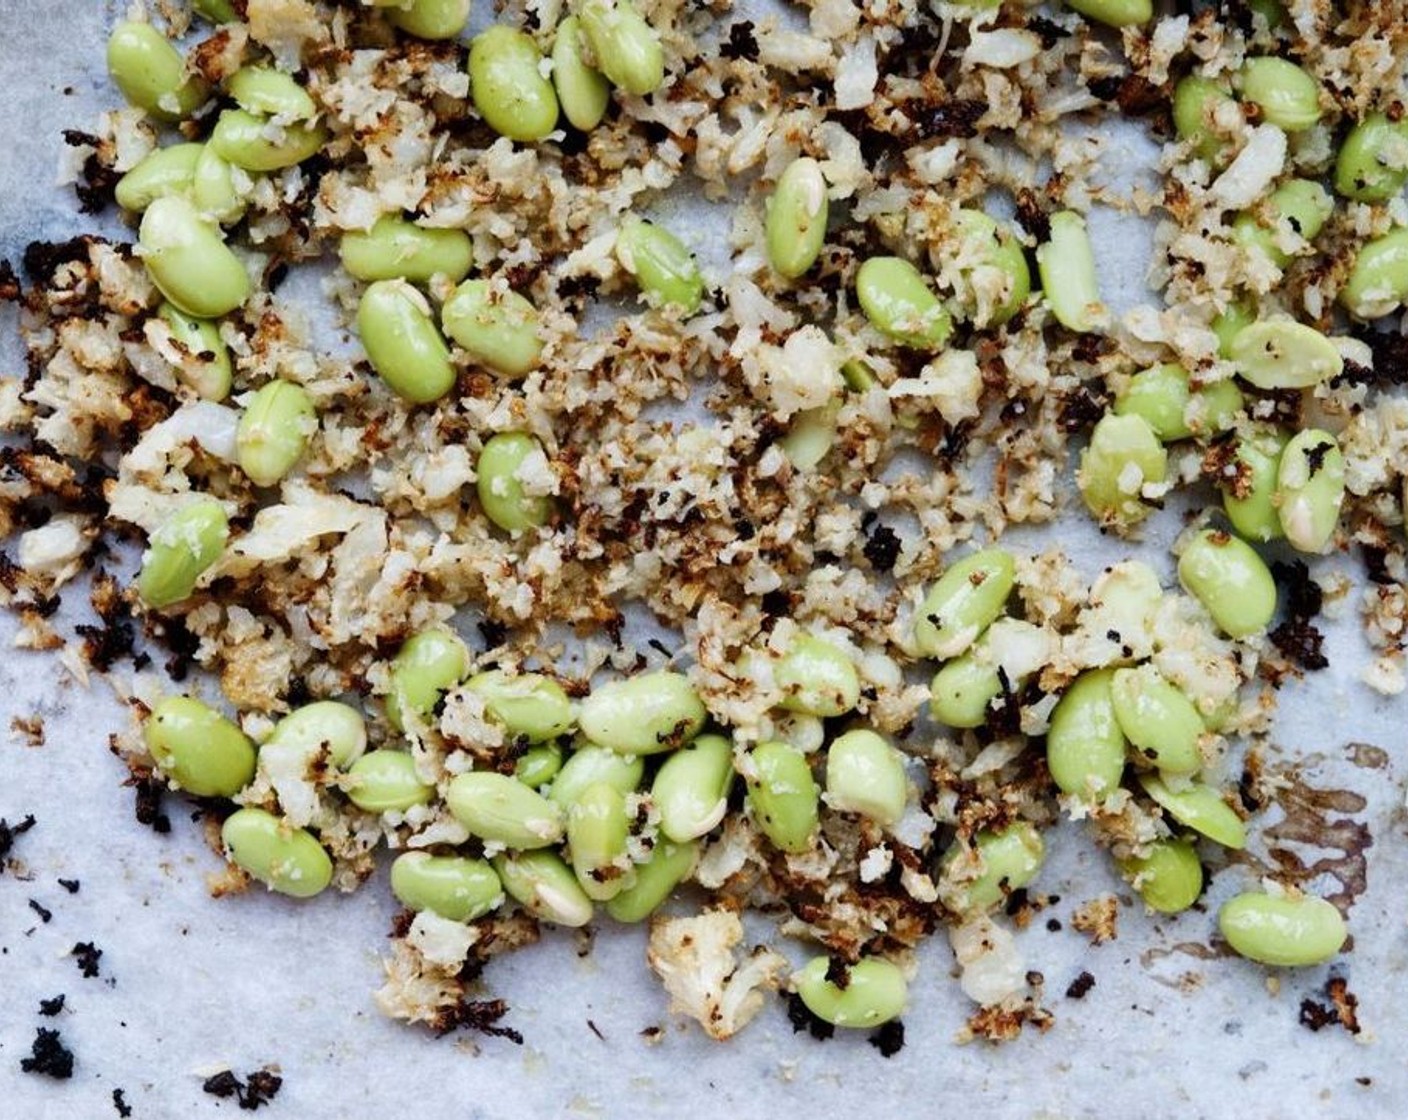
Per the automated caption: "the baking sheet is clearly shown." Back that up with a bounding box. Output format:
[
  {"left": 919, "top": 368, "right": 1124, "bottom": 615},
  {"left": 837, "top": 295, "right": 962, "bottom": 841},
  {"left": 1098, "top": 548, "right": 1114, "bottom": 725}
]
[{"left": 2, "top": 4, "right": 1406, "bottom": 1117}]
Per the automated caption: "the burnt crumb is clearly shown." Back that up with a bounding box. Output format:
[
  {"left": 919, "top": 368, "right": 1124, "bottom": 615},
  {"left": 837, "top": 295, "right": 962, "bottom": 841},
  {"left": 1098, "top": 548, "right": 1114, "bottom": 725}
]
[
  {"left": 786, "top": 992, "right": 835, "bottom": 1040},
  {"left": 0, "top": 813, "right": 37, "bottom": 870},
  {"left": 58, "top": 878, "right": 80, "bottom": 893},
  {"left": 1089, "top": 74, "right": 1166, "bottom": 118},
  {"left": 1361, "top": 544, "right": 1394, "bottom": 586},
  {"left": 587, "top": 1018, "right": 605, "bottom": 1041},
  {"left": 431, "top": 997, "right": 524, "bottom": 1044},
  {"left": 152, "top": 615, "right": 202, "bottom": 682},
  {"left": 1014, "top": 188, "right": 1051, "bottom": 242},
  {"left": 62, "top": 129, "right": 120, "bottom": 215},
  {"left": 20, "top": 1027, "right": 74, "bottom": 1080},
  {"left": 477, "top": 618, "right": 508, "bottom": 649},
  {"left": 1298, "top": 976, "right": 1361, "bottom": 1035},
  {"left": 1026, "top": 14, "right": 1070, "bottom": 48},
  {"left": 824, "top": 956, "right": 851, "bottom": 988},
  {"left": 21, "top": 236, "right": 103, "bottom": 286},
  {"left": 202, "top": 1068, "right": 285, "bottom": 1110},
  {"left": 113, "top": 1088, "right": 133, "bottom": 1118},
  {"left": 1348, "top": 328, "right": 1408, "bottom": 387},
  {"left": 759, "top": 588, "right": 792, "bottom": 618},
  {"left": 1058, "top": 384, "right": 1110, "bottom": 433},
  {"left": 862, "top": 520, "right": 902, "bottom": 573},
  {"left": 1065, "top": 971, "right": 1096, "bottom": 1000},
  {"left": 0, "top": 259, "right": 19, "bottom": 301},
  {"left": 71, "top": 941, "right": 103, "bottom": 979},
  {"left": 133, "top": 777, "right": 172, "bottom": 834},
  {"left": 39, "top": 994, "right": 66, "bottom": 1017},
  {"left": 1046, "top": 917, "right": 1062, "bottom": 932},
  {"left": 719, "top": 20, "right": 759, "bottom": 62},
  {"left": 555, "top": 273, "right": 601, "bottom": 307},
  {"left": 981, "top": 667, "right": 1023, "bottom": 739},
  {"left": 78, "top": 572, "right": 139, "bottom": 671},
  {"left": 28, "top": 898, "right": 53, "bottom": 923},
  {"left": 1269, "top": 561, "right": 1328, "bottom": 671},
  {"left": 868, "top": 1019, "right": 905, "bottom": 1057},
  {"left": 914, "top": 98, "right": 987, "bottom": 141},
  {"left": 1269, "top": 617, "right": 1328, "bottom": 672},
  {"left": 202, "top": 1070, "right": 241, "bottom": 1100}
]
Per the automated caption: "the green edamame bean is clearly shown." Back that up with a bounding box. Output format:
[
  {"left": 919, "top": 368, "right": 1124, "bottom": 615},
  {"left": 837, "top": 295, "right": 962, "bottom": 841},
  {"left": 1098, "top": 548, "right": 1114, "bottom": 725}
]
[
  {"left": 1079, "top": 413, "right": 1167, "bottom": 525},
  {"left": 567, "top": 781, "right": 632, "bottom": 900},
  {"left": 1046, "top": 669, "right": 1126, "bottom": 799},
  {"left": 1229, "top": 320, "right": 1342, "bottom": 390},
  {"left": 940, "top": 821, "right": 1044, "bottom": 914},
  {"left": 1173, "top": 76, "right": 1237, "bottom": 164},
  {"left": 236, "top": 380, "right": 316, "bottom": 487},
  {"left": 577, "top": 0, "right": 665, "bottom": 96},
  {"left": 579, "top": 671, "right": 706, "bottom": 755},
  {"left": 1219, "top": 892, "right": 1346, "bottom": 966},
  {"left": 1276, "top": 428, "right": 1344, "bottom": 553},
  {"left": 157, "top": 303, "right": 233, "bottom": 401},
  {"left": 856, "top": 257, "right": 953, "bottom": 349},
  {"left": 652, "top": 733, "right": 735, "bottom": 842},
  {"left": 476, "top": 432, "right": 554, "bottom": 533},
  {"left": 139, "top": 196, "right": 251, "bottom": 318},
  {"left": 1232, "top": 179, "right": 1332, "bottom": 268},
  {"left": 778, "top": 401, "right": 840, "bottom": 470},
  {"left": 340, "top": 217, "right": 473, "bottom": 285},
  {"left": 841, "top": 358, "right": 876, "bottom": 391},
  {"left": 515, "top": 741, "right": 565, "bottom": 787},
  {"left": 1110, "top": 665, "right": 1205, "bottom": 775},
  {"left": 951, "top": 209, "right": 1030, "bottom": 327},
  {"left": 137, "top": 497, "right": 230, "bottom": 608},
  {"left": 448, "top": 771, "right": 566, "bottom": 848},
  {"left": 357, "top": 280, "right": 457, "bottom": 404},
  {"left": 1334, "top": 113, "right": 1408, "bottom": 202},
  {"left": 107, "top": 21, "right": 208, "bottom": 121},
  {"left": 1237, "top": 57, "right": 1322, "bottom": 132},
  {"left": 1118, "top": 839, "right": 1202, "bottom": 914},
  {"left": 267, "top": 701, "right": 367, "bottom": 769},
  {"left": 465, "top": 670, "right": 573, "bottom": 743},
  {"left": 344, "top": 750, "right": 434, "bottom": 812},
  {"left": 1036, "top": 211, "right": 1105, "bottom": 333},
  {"left": 386, "top": 626, "right": 470, "bottom": 730},
  {"left": 1177, "top": 529, "right": 1277, "bottom": 638},
  {"left": 1339, "top": 228, "right": 1408, "bottom": 321},
  {"left": 552, "top": 16, "right": 611, "bottom": 131},
  {"left": 210, "top": 109, "right": 328, "bottom": 172},
  {"left": 144, "top": 696, "right": 257, "bottom": 798},
  {"left": 766, "top": 158, "right": 829, "bottom": 280},
  {"left": 794, "top": 957, "right": 907, "bottom": 1028},
  {"left": 1062, "top": 0, "right": 1151, "bottom": 27},
  {"left": 193, "top": 0, "right": 239, "bottom": 21},
  {"left": 1212, "top": 302, "right": 1254, "bottom": 359},
  {"left": 825, "top": 729, "right": 907, "bottom": 826},
  {"left": 386, "top": 0, "right": 472, "bottom": 39},
  {"left": 616, "top": 217, "right": 704, "bottom": 313},
  {"left": 549, "top": 745, "right": 644, "bottom": 806},
  {"left": 1221, "top": 426, "right": 1287, "bottom": 542},
  {"left": 775, "top": 634, "right": 859, "bottom": 717},
  {"left": 914, "top": 547, "right": 1015, "bottom": 659},
  {"left": 468, "top": 26, "right": 560, "bottom": 142},
  {"left": 605, "top": 837, "right": 697, "bottom": 922},
  {"left": 115, "top": 143, "right": 203, "bottom": 213},
  {"left": 492, "top": 850, "right": 594, "bottom": 926},
  {"left": 1115, "top": 364, "right": 1195, "bottom": 442},
  {"left": 1189, "top": 377, "right": 1245, "bottom": 435},
  {"left": 228, "top": 67, "right": 317, "bottom": 119},
  {"left": 1247, "top": 0, "right": 1284, "bottom": 26},
  {"left": 222, "top": 808, "right": 333, "bottom": 898},
  {"left": 745, "top": 741, "right": 819, "bottom": 854},
  {"left": 192, "top": 145, "right": 246, "bottom": 225},
  {"left": 929, "top": 645, "right": 1005, "bottom": 730},
  {"left": 1139, "top": 773, "right": 1247, "bottom": 849},
  {"left": 440, "top": 279, "right": 543, "bottom": 377},
  {"left": 390, "top": 852, "right": 503, "bottom": 921}
]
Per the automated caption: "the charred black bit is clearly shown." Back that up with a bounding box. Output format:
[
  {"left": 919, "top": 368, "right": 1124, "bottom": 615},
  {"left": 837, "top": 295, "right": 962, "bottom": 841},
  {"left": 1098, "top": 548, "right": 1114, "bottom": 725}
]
[
  {"left": 1066, "top": 971, "right": 1096, "bottom": 999},
  {"left": 133, "top": 777, "right": 172, "bottom": 834},
  {"left": 862, "top": 519, "right": 902, "bottom": 573},
  {"left": 39, "top": 994, "right": 66, "bottom": 1017},
  {"left": 20, "top": 1027, "right": 74, "bottom": 1080},
  {"left": 1361, "top": 544, "right": 1393, "bottom": 586},
  {"left": 786, "top": 992, "right": 835, "bottom": 1041},
  {"left": 22, "top": 236, "right": 104, "bottom": 286},
  {"left": 914, "top": 98, "right": 987, "bottom": 141},
  {"left": 0, "top": 813, "right": 37, "bottom": 870},
  {"left": 77, "top": 576, "right": 139, "bottom": 672},
  {"left": 62, "top": 130, "right": 120, "bottom": 215},
  {"left": 1348, "top": 328, "right": 1408, "bottom": 386},
  {"left": 431, "top": 996, "right": 524, "bottom": 1043},
  {"left": 71, "top": 941, "right": 103, "bottom": 979},
  {"left": 1058, "top": 384, "right": 1110, "bottom": 432},
  {"left": 477, "top": 618, "right": 508, "bottom": 649},
  {"left": 58, "top": 878, "right": 80, "bottom": 893},
  {"left": 868, "top": 1019, "right": 905, "bottom": 1057},
  {"left": 1298, "top": 976, "right": 1361, "bottom": 1035},
  {"left": 1013, "top": 189, "right": 1051, "bottom": 242},
  {"left": 824, "top": 956, "right": 851, "bottom": 988},
  {"left": 28, "top": 898, "right": 53, "bottom": 923},
  {"left": 0, "top": 259, "right": 19, "bottom": 301},
  {"left": 760, "top": 588, "right": 792, "bottom": 618},
  {"left": 1269, "top": 561, "right": 1328, "bottom": 671},
  {"left": 719, "top": 21, "right": 759, "bottom": 62},
  {"left": 202, "top": 1068, "right": 285, "bottom": 1110},
  {"left": 202, "top": 1071, "right": 242, "bottom": 1100},
  {"left": 112, "top": 1088, "right": 133, "bottom": 1118},
  {"left": 1026, "top": 14, "right": 1070, "bottom": 48}
]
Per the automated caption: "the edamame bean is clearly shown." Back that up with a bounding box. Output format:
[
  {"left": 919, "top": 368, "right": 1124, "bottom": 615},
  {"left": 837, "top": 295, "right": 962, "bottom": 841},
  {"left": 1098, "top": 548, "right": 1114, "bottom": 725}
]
[
  {"left": 825, "top": 729, "right": 907, "bottom": 826},
  {"left": 1188, "top": 377, "right": 1245, "bottom": 435},
  {"left": 1046, "top": 669, "right": 1126, "bottom": 799},
  {"left": 745, "top": 741, "right": 819, "bottom": 854},
  {"left": 222, "top": 808, "right": 333, "bottom": 898},
  {"left": 940, "top": 822, "right": 1044, "bottom": 914},
  {"left": 492, "top": 850, "right": 594, "bottom": 926},
  {"left": 476, "top": 432, "right": 553, "bottom": 532},
  {"left": 236, "top": 380, "right": 316, "bottom": 487},
  {"left": 345, "top": 750, "right": 434, "bottom": 812},
  {"left": 1212, "top": 301, "right": 1254, "bottom": 358},
  {"left": 1079, "top": 413, "right": 1167, "bottom": 525},
  {"left": 1222, "top": 427, "right": 1287, "bottom": 542},
  {"left": 386, "top": 0, "right": 472, "bottom": 39},
  {"left": 137, "top": 497, "right": 229, "bottom": 608},
  {"left": 1173, "top": 76, "right": 1237, "bottom": 164},
  {"left": 616, "top": 217, "right": 704, "bottom": 313},
  {"left": 192, "top": 145, "right": 246, "bottom": 225},
  {"left": 1110, "top": 665, "right": 1204, "bottom": 775},
  {"left": 1229, "top": 320, "right": 1342, "bottom": 390},
  {"left": 1218, "top": 892, "right": 1346, "bottom": 966},
  {"left": 386, "top": 626, "right": 470, "bottom": 730},
  {"left": 766, "top": 158, "right": 829, "bottom": 280},
  {"left": 1139, "top": 773, "right": 1247, "bottom": 849},
  {"left": 1237, "top": 58, "right": 1322, "bottom": 132},
  {"left": 465, "top": 670, "right": 573, "bottom": 743},
  {"left": 1339, "top": 228, "right": 1408, "bottom": 320},
  {"left": 577, "top": 0, "right": 665, "bottom": 96},
  {"left": 469, "top": 26, "right": 560, "bottom": 142},
  {"left": 448, "top": 771, "right": 566, "bottom": 847},
  {"left": 951, "top": 209, "right": 1030, "bottom": 327},
  {"left": 193, "top": 0, "right": 238, "bottom": 21},
  {"left": 515, "top": 741, "right": 565, "bottom": 787},
  {"left": 139, "top": 196, "right": 251, "bottom": 318},
  {"left": 267, "top": 700, "right": 367, "bottom": 768},
  {"left": 1232, "top": 179, "right": 1332, "bottom": 268},
  {"left": 567, "top": 781, "right": 632, "bottom": 900},
  {"left": 357, "top": 280, "right": 457, "bottom": 403},
  {"left": 1177, "top": 529, "right": 1277, "bottom": 638},
  {"left": 340, "top": 217, "right": 473, "bottom": 285},
  {"left": 107, "top": 21, "right": 208, "bottom": 121},
  {"left": 440, "top": 279, "right": 544, "bottom": 377},
  {"left": 157, "top": 303, "right": 233, "bottom": 401},
  {"left": 549, "top": 745, "right": 644, "bottom": 806},
  {"left": 228, "top": 67, "right": 317, "bottom": 119},
  {"left": 794, "top": 957, "right": 907, "bottom": 1028},
  {"left": 390, "top": 852, "right": 503, "bottom": 921},
  {"left": 1118, "top": 839, "right": 1202, "bottom": 914},
  {"left": 1276, "top": 428, "right": 1345, "bottom": 553},
  {"left": 855, "top": 257, "right": 953, "bottom": 349},
  {"left": 605, "top": 838, "right": 697, "bottom": 922},
  {"left": 774, "top": 634, "right": 859, "bottom": 717},
  {"left": 1062, "top": 0, "right": 1152, "bottom": 28},
  {"left": 1036, "top": 211, "right": 1105, "bottom": 333},
  {"left": 778, "top": 401, "right": 840, "bottom": 470},
  {"left": 913, "top": 547, "right": 1015, "bottom": 659},
  {"left": 210, "top": 109, "right": 328, "bottom": 171},
  {"left": 929, "top": 645, "right": 1005, "bottom": 730},
  {"left": 579, "top": 671, "right": 706, "bottom": 755},
  {"left": 552, "top": 16, "right": 611, "bottom": 131},
  {"left": 1115, "top": 363, "right": 1195, "bottom": 442},
  {"left": 1334, "top": 113, "right": 1408, "bottom": 202},
  {"left": 114, "top": 143, "right": 203, "bottom": 213},
  {"left": 652, "top": 734, "right": 735, "bottom": 842},
  {"left": 144, "top": 696, "right": 257, "bottom": 797}
]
